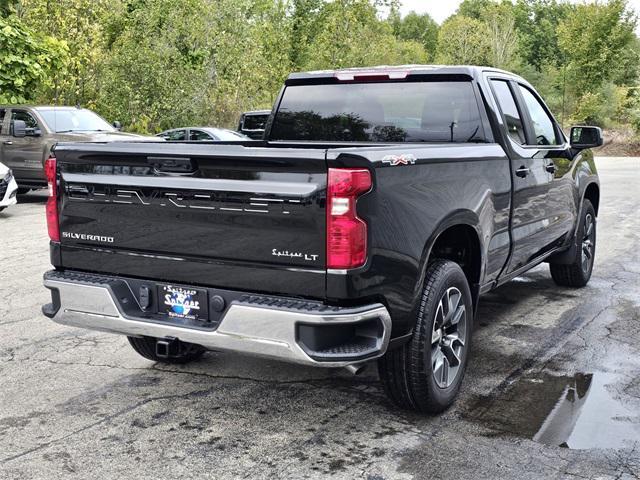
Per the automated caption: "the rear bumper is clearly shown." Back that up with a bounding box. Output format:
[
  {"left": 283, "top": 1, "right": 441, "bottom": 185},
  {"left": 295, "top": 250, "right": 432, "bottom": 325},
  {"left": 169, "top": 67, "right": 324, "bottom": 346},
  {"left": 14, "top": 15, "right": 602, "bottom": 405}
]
[{"left": 43, "top": 270, "right": 391, "bottom": 367}]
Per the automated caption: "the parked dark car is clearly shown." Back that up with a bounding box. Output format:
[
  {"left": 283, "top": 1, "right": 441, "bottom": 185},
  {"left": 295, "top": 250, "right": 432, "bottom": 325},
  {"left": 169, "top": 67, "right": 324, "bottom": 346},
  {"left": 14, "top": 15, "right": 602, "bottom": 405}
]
[
  {"left": 0, "top": 106, "right": 155, "bottom": 191},
  {"left": 42, "top": 65, "right": 602, "bottom": 412},
  {"left": 157, "top": 127, "right": 250, "bottom": 141},
  {"left": 237, "top": 109, "right": 271, "bottom": 139}
]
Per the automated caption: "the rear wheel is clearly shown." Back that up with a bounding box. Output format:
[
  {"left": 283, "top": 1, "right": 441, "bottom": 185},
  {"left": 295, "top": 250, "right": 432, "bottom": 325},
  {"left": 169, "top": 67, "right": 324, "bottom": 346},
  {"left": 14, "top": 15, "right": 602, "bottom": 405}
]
[
  {"left": 550, "top": 200, "right": 596, "bottom": 288},
  {"left": 127, "top": 336, "right": 206, "bottom": 364},
  {"left": 378, "top": 259, "right": 473, "bottom": 413}
]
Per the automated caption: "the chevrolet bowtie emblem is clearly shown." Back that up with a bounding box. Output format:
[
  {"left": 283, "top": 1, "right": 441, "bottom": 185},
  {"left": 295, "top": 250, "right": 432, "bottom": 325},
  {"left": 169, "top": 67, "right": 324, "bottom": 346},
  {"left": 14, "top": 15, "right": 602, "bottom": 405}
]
[{"left": 381, "top": 154, "right": 417, "bottom": 166}]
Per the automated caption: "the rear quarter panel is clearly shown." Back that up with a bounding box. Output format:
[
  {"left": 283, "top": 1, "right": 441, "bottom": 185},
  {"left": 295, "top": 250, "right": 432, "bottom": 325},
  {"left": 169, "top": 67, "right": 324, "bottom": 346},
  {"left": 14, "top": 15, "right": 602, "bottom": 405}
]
[{"left": 327, "top": 143, "right": 512, "bottom": 337}]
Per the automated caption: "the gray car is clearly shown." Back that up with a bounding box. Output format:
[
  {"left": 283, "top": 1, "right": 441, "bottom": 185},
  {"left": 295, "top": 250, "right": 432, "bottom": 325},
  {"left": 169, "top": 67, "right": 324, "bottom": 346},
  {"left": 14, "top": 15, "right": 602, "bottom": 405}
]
[
  {"left": 156, "top": 127, "right": 250, "bottom": 141},
  {"left": 0, "top": 106, "right": 157, "bottom": 191}
]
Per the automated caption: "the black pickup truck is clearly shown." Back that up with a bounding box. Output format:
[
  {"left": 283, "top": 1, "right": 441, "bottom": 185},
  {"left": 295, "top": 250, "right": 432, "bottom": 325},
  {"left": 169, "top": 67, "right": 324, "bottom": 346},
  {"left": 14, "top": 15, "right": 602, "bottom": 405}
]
[{"left": 42, "top": 66, "right": 602, "bottom": 412}]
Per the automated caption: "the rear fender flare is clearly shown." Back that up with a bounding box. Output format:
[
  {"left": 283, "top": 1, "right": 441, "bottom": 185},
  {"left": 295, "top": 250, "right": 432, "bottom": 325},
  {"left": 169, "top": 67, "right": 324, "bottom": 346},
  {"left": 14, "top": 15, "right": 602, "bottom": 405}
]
[{"left": 414, "top": 210, "right": 485, "bottom": 312}]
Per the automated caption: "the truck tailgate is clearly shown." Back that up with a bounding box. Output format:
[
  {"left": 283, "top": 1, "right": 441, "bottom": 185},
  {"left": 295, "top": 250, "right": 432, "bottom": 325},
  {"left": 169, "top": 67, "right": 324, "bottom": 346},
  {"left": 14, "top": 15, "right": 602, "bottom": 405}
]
[{"left": 55, "top": 142, "right": 327, "bottom": 298}]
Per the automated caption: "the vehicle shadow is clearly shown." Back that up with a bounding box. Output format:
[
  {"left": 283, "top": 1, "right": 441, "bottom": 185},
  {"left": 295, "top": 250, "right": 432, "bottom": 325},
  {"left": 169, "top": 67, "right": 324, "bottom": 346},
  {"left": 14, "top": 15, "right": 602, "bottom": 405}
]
[
  {"left": 22, "top": 269, "right": 596, "bottom": 476},
  {"left": 17, "top": 191, "right": 48, "bottom": 204},
  {"left": 136, "top": 265, "right": 573, "bottom": 409}
]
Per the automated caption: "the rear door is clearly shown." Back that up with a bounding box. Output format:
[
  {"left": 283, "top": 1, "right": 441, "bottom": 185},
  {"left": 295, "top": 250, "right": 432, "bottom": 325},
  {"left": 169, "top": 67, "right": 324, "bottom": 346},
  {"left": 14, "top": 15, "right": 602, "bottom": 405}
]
[
  {"left": 515, "top": 83, "right": 576, "bottom": 250},
  {"left": 56, "top": 143, "right": 328, "bottom": 298},
  {"left": 489, "top": 78, "right": 557, "bottom": 273}
]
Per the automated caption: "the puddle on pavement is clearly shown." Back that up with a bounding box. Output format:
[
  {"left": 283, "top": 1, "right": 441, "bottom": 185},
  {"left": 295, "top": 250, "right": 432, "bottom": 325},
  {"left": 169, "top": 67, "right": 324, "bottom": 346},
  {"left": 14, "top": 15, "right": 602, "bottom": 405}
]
[{"left": 468, "top": 372, "right": 640, "bottom": 449}]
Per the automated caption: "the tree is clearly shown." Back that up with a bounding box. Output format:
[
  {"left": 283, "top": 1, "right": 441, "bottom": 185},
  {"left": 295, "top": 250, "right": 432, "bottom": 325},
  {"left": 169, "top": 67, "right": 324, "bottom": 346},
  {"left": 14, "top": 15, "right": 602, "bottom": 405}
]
[
  {"left": 513, "top": 0, "right": 571, "bottom": 71},
  {"left": 19, "top": 0, "right": 112, "bottom": 106},
  {"left": 457, "top": 0, "right": 493, "bottom": 19},
  {"left": 0, "top": 14, "right": 67, "bottom": 104},
  {"left": 390, "top": 10, "right": 439, "bottom": 61},
  {"left": 289, "top": 0, "right": 323, "bottom": 68},
  {"left": 93, "top": 0, "right": 293, "bottom": 132},
  {"left": 301, "top": 0, "right": 426, "bottom": 70},
  {"left": 482, "top": 2, "right": 519, "bottom": 70},
  {"left": 436, "top": 16, "right": 490, "bottom": 65},
  {"left": 558, "top": 0, "right": 637, "bottom": 95}
]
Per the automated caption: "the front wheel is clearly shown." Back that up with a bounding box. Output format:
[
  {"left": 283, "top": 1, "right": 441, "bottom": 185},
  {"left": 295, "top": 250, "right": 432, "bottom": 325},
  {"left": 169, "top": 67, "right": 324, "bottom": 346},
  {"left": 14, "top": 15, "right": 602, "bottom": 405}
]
[
  {"left": 378, "top": 259, "right": 473, "bottom": 413},
  {"left": 549, "top": 199, "right": 596, "bottom": 288}
]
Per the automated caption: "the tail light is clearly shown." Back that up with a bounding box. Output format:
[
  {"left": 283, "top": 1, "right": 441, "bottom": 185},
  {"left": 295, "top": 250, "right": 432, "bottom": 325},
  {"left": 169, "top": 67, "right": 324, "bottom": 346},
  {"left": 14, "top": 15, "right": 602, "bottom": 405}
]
[
  {"left": 326, "top": 168, "right": 372, "bottom": 269},
  {"left": 45, "top": 155, "right": 60, "bottom": 242}
]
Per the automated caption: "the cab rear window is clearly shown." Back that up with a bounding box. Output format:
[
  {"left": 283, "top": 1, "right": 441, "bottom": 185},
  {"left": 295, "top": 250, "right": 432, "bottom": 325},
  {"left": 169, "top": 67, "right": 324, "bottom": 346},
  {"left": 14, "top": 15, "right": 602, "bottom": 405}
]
[{"left": 270, "top": 81, "right": 485, "bottom": 143}]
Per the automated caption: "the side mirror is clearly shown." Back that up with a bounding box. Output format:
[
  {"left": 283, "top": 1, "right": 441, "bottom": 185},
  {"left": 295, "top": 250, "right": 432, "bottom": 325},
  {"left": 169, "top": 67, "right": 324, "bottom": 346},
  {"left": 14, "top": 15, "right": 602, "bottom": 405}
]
[
  {"left": 12, "top": 120, "right": 26, "bottom": 138},
  {"left": 570, "top": 126, "right": 603, "bottom": 150},
  {"left": 112, "top": 121, "right": 122, "bottom": 131},
  {"left": 26, "top": 128, "right": 41, "bottom": 137}
]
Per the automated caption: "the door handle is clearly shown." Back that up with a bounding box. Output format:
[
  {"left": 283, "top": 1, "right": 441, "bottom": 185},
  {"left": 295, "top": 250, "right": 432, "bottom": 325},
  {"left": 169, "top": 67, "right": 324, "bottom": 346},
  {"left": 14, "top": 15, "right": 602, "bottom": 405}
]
[
  {"left": 545, "top": 163, "right": 556, "bottom": 174},
  {"left": 515, "top": 166, "right": 530, "bottom": 178},
  {"left": 3, "top": 141, "right": 13, "bottom": 145}
]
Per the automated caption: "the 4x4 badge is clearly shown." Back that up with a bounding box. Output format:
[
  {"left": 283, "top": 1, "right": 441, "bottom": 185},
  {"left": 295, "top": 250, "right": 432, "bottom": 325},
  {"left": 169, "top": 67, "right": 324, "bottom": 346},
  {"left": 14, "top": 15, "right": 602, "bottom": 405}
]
[{"left": 381, "top": 154, "right": 417, "bottom": 166}]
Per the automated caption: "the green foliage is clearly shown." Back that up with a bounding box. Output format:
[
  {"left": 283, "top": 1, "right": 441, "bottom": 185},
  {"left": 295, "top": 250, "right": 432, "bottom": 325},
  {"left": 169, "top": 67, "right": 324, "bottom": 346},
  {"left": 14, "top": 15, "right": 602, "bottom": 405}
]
[
  {"left": 20, "top": 0, "right": 112, "bottom": 106},
  {"left": 390, "top": 10, "right": 439, "bottom": 61},
  {"left": 301, "top": 0, "right": 426, "bottom": 70},
  {"left": 558, "top": 0, "right": 636, "bottom": 95},
  {"left": 6, "top": 0, "right": 640, "bottom": 133},
  {"left": 436, "top": 16, "right": 490, "bottom": 65},
  {"left": 482, "top": 2, "right": 519, "bottom": 70},
  {"left": 513, "top": 0, "right": 571, "bottom": 71},
  {"left": 457, "top": 0, "right": 494, "bottom": 19},
  {"left": 0, "top": 15, "right": 67, "bottom": 104}
]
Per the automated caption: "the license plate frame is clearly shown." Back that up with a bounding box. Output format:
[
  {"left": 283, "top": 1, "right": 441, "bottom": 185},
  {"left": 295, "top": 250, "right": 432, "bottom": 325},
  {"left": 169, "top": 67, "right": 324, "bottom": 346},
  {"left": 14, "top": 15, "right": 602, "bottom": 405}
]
[{"left": 157, "top": 284, "right": 208, "bottom": 321}]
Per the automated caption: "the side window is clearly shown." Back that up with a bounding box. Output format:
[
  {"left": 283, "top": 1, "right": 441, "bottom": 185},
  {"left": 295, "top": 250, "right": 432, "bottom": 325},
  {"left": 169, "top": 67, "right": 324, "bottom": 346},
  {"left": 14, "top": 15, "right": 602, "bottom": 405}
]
[
  {"left": 165, "top": 129, "right": 186, "bottom": 141},
  {"left": 11, "top": 110, "right": 39, "bottom": 129},
  {"left": 189, "top": 130, "right": 213, "bottom": 141},
  {"left": 0, "top": 109, "right": 5, "bottom": 134},
  {"left": 490, "top": 80, "right": 526, "bottom": 144},
  {"left": 518, "top": 85, "right": 560, "bottom": 146}
]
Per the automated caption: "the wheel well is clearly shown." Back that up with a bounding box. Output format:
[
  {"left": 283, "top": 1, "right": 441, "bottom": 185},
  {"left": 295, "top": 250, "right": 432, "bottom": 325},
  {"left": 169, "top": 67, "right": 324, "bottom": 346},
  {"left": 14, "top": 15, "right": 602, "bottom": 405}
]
[
  {"left": 429, "top": 225, "right": 482, "bottom": 287},
  {"left": 584, "top": 183, "right": 600, "bottom": 216}
]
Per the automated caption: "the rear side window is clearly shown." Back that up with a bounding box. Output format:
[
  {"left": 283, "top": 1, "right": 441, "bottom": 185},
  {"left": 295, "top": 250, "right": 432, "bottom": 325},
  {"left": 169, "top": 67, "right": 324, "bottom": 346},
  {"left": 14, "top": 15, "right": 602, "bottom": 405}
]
[
  {"left": 270, "top": 81, "right": 485, "bottom": 143},
  {"left": 190, "top": 129, "right": 213, "bottom": 141},
  {"left": 518, "top": 85, "right": 560, "bottom": 146},
  {"left": 243, "top": 114, "right": 268, "bottom": 131},
  {"left": 490, "top": 80, "right": 525, "bottom": 144},
  {"left": 162, "top": 129, "right": 186, "bottom": 141}
]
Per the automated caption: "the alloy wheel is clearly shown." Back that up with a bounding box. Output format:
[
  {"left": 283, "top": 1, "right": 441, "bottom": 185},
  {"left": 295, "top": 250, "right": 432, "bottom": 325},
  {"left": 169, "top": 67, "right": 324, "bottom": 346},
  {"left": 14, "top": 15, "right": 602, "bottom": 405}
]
[
  {"left": 431, "top": 286, "right": 467, "bottom": 389},
  {"left": 581, "top": 213, "right": 595, "bottom": 274}
]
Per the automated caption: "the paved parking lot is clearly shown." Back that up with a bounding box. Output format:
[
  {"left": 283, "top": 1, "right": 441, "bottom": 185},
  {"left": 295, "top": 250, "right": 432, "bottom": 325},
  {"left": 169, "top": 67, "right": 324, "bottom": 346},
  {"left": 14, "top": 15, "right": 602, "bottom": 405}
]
[{"left": 1, "top": 157, "right": 639, "bottom": 479}]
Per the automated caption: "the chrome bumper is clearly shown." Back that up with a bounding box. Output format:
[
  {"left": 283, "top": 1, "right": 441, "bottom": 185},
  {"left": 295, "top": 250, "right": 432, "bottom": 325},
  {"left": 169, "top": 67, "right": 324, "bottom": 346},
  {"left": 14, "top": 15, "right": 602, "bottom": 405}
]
[{"left": 43, "top": 271, "right": 391, "bottom": 367}]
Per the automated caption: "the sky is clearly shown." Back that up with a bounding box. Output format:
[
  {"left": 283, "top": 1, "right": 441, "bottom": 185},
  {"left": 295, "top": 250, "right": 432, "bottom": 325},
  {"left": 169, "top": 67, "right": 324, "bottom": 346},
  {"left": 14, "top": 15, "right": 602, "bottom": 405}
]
[{"left": 398, "top": 0, "right": 640, "bottom": 28}]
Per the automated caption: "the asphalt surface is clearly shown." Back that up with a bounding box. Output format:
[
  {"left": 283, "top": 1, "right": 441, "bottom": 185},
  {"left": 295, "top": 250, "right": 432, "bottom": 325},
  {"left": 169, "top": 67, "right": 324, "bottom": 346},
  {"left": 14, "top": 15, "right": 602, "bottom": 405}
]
[{"left": 1, "top": 157, "right": 639, "bottom": 479}]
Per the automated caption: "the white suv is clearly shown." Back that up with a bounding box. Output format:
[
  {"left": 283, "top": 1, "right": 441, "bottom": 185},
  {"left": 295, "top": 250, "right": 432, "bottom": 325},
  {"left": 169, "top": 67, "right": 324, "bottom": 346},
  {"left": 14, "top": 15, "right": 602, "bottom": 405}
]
[{"left": 0, "top": 162, "right": 18, "bottom": 212}]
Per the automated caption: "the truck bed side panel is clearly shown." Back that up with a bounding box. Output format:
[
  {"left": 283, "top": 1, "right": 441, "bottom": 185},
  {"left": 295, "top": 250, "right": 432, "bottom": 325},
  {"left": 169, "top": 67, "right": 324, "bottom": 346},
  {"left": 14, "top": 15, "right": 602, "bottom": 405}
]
[{"left": 326, "top": 143, "right": 512, "bottom": 336}]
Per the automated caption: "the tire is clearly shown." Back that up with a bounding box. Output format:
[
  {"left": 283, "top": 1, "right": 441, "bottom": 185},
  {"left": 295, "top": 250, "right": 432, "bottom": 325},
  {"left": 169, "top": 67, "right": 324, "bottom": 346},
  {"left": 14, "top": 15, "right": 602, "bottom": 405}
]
[
  {"left": 17, "top": 188, "right": 31, "bottom": 195},
  {"left": 0, "top": 207, "right": 4, "bottom": 213},
  {"left": 378, "top": 259, "right": 474, "bottom": 413},
  {"left": 127, "top": 336, "right": 206, "bottom": 364},
  {"left": 549, "top": 200, "right": 596, "bottom": 288}
]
